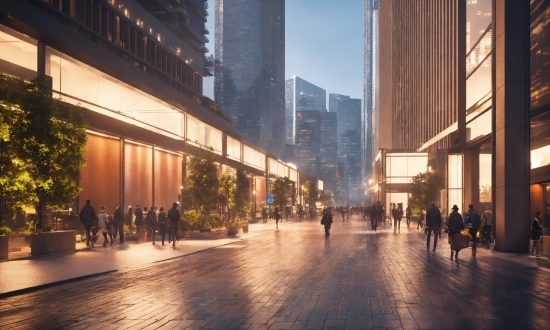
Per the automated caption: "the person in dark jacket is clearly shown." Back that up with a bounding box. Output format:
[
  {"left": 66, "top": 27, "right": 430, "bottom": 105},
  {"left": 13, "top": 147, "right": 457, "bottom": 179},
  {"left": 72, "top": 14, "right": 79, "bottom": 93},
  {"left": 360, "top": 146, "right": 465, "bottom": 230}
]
[
  {"left": 167, "top": 202, "right": 180, "bottom": 247},
  {"left": 147, "top": 206, "right": 158, "bottom": 244},
  {"left": 425, "top": 202, "right": 442, "bottom": 252},
  {"left": 321, "top": 207, "right": 334, "bottom": 237},
  {"left": 447, "top": 205, "right": 464, "bottom": 261},
  {"left": 134, "top": 205, "right": 143, "bottom": 238},
  {"left": 465, "top": 204, "right": 482, "bottom": 256},
  {"left": 274, "top": 206, "right": 281, "bottom": 228},
  {"left": 481, "top": 209, "right": 493, "bottom": 246},
  {"left": 531, "top": 211, "right": 543, "bottom": 257},
  {"left": 406, "top": 205, "right": 412, "bottom": 229},
  {"left": 113, "top": 206, "right": 124, "bottom": 244},
  {"left": 158, "top": 207, "right": 168, "bottom": 246},
  {"left": 79, "top": 199, "right": 97, "bottom": 247}
]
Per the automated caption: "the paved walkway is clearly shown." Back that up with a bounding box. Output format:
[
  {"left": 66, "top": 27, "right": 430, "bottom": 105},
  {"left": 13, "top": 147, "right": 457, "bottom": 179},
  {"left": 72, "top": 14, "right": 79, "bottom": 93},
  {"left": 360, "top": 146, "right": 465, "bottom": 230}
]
[{"left": 1, "top": 216, "right": 550, "bottom": 329}]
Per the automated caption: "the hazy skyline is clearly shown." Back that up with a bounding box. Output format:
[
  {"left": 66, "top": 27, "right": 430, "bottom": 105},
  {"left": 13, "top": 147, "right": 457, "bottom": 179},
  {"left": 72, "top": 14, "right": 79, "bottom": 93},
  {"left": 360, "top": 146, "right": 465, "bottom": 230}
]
[{"left": 204, "top": 0, "right": 364, "bottom": 106}]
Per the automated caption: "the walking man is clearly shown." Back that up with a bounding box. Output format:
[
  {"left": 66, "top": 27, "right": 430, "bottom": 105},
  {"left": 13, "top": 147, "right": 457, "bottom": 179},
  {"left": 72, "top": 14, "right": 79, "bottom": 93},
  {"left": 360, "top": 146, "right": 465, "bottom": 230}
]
[
  {"left": 321, "top": 207, "right": 333, "bottom": 237},
  {"left": 79, "top": 199, "right": 96, "bottom": 247},
  {"left": 425, "top": 202, "right": 442, "bottom": 252},
  {"left": 134, "top": 205, "right": 143, "bottom": 238},
  {"left": 465, "top": 204, "right": 482, "bottom": 256},
  {"left": 481, "top": 209, "right": 493, "bottom": 246},
  {"left": 158, "top": 207, "right": 168, "bottom": 246},
  {"left": 406, "top": 205, "right": 412, "bottom": 229},
  {"left": 147, "top": 206, "right": 158, "bottom": 244},
  {"left": 167, "top": 202, "right": 180, "bottom": 247}
]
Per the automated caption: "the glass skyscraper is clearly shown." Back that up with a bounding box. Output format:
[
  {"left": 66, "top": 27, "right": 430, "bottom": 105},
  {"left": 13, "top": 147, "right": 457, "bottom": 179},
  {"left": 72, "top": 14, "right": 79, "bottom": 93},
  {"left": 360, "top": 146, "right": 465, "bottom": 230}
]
[
  {"left": 214, "top": 0, "right": 285, "bottom": 157},
  {"left": 330, "top": 93, "right": 363, "bottom": 204},
  {"left": 285, "top": 76, "right": 327, "bottom": 145}
]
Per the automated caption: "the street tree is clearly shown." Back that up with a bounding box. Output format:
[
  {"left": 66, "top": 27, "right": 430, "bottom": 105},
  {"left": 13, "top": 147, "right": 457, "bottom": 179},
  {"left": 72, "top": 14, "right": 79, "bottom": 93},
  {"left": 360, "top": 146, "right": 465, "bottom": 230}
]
[
  {"left": 303, "top": 180, "right": 318, "bottom": 208},
  {"left": 184, "top": 150, "right": 219, "bottom": 228},
  {"left": 319, "top": 190, "right": 333, "bottom": 206},
  {"left": 219, "top": 173, "right": 235, "bottom": 223},
  {"left": 271, "top": 176, "right": 291, "bottom": 209},
  {"left": 408, "top": 170, "right": 445, "bottom": 214},
  {"left": 234, "top": 169, "right": 249, "bottom": 218},
  {"left": 0, "top": 73, "right": 87, "bottom": 230}
]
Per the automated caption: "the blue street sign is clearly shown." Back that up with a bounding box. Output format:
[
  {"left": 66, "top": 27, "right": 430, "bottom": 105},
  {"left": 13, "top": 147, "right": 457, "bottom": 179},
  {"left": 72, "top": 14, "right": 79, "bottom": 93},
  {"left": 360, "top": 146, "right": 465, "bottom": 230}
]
[{"left": 267, "top": 193, "right": 273, "bottom": 204}]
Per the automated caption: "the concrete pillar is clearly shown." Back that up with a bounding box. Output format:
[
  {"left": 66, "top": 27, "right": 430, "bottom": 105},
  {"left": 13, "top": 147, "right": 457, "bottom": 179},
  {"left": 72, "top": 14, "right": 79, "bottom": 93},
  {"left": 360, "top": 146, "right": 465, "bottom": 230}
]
[
  {"left": 463, "top": 149, "right": 480, "bottom": 212},
  {"left": 492, "top": 0, "right": 530, "bottom": 252}
]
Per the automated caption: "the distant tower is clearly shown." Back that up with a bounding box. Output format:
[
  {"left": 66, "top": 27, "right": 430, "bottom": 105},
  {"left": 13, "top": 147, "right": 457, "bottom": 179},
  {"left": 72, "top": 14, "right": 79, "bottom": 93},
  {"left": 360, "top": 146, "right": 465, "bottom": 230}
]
[
  {"left": 330, "top": 93, "right": 363, "bottom": 204},
  {"left": 214, "top": 0, "right": 285, "bottom": 157},
  {"left": 364, "top": 0, "right": 378, "bottom": 184}
]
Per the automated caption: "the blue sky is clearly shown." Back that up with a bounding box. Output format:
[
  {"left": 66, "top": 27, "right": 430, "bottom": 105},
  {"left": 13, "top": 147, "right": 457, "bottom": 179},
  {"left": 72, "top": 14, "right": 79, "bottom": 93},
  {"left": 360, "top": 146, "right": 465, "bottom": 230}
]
[{"left": 204, "top": 0, "right": 364, "bottom": 106}]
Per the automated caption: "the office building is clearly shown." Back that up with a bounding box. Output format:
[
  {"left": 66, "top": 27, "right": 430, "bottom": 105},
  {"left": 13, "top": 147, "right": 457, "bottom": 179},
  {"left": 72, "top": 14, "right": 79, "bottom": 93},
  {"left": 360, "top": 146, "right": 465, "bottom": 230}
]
[
  {"left": 319, "top": 111, "right": 338, "bottom": 194},
  {"left": 330, "top": 93, "right": 363, "bottom": 204},
  {"left": 294, "top": 110, "right": 321, "bottom": 177},
  {"left": 214, "top": 0, "right": 285, "bottom": 157},
  {"left": 377, "top": 0, "right": 549, "bottom": 254},
  {"left": 285, "top": 76, "right": 326, "bottom": 145}
]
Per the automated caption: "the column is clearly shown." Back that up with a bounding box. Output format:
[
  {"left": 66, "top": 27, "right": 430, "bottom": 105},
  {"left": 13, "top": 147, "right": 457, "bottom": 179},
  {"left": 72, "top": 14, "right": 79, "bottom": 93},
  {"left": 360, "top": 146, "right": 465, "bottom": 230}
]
[{"left": 492, "top": 0, "right": 530, "bottom": 252}]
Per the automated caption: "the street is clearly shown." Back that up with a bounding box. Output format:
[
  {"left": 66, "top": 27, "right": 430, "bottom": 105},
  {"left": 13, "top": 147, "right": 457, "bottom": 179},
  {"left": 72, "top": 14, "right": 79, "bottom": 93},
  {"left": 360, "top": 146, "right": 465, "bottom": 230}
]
[{"left": 1, "top": 216, "right": 550, "bottom": 329}]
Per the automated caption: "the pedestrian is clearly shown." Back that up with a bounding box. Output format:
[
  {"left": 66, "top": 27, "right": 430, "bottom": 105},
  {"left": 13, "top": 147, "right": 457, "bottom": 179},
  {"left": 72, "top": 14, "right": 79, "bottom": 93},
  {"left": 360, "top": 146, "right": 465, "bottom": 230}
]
[
  {"left": 274, "top": 206, "right": 281, "bottom": 228},
  {"left": 530, "top": 211, "right": 543, "bottom": 257},
  {"left": 134, "top": 205, "right": 143, "bottom": 238},
  {"left": 158, "top": 207, "right": 168, "bottom": 246},
  {"left": 447, "top": 204, "right": 464, "bottom": 261},
  {"left": 481, "top": 209, "right": 493, "bottom": 246},
  {"left": 114, "top": 206, "right": 124, "bottom": 244},
  {"left": 341, "top": 206, "right": 347, "bottom": 222},
  {"left": 425, "top": 202, "right": 442, "bottom": 252},
  {"left": 167, "top": 202, "right": 180, "bottom": 247},
  {"left": 417, "top": 210, "right": 425, "bottom": 230},
  {"left": 406, "top": 204, "right": 412, "bottom": 229},
  {"left": 126, "top": 207, "right": 133, "bottom": 241},
  {"left": 97, "top": 206, "right": 109, "bottom": 247},
  {"left": 321, "top": 207, "right": 333, "bottom": 237},
  {"left": 262, "top": 207, "right": 268, "bottom": 222},
  {"left": 147, "top": 206, "right": 158, "bottom": 244},
  {"left": 465, "top": 204, "right": 482, "bottom": 256},
  {"left": 370, "top": 203, "right": 378, "bottom": 231},
  {"left": 79, "top": 199, "right": 96, "bottom": 247},
  {"left": 106, "top": 214, "right": 115, "bottom": 245}
]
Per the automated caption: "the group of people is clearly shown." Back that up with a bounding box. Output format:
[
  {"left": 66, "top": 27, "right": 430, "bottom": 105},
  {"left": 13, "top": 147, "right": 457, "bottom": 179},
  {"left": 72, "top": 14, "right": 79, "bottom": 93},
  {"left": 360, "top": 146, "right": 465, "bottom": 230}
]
[{"left": 79, "top": 200, "right": 182, "bottom": 247}]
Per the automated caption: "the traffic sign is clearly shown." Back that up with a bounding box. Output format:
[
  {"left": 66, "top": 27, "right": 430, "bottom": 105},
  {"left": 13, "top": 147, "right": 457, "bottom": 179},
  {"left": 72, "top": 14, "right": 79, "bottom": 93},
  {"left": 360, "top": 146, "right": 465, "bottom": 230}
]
[{"left": 267, "top": 193, "right": 273, "bottom": 204}]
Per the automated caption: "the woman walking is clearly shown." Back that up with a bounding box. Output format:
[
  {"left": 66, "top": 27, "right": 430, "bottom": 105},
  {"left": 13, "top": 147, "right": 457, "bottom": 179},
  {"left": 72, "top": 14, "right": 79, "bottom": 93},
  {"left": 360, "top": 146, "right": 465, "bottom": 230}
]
[
  {"left": 158, "top": 207, "right": 168, "bottom": 246},
  {"left": 531, "top": 211, "right": 543, "bottom": 257},
  {"left": 97, "top": 206, "right": 110, "bottom": 247},
  {"left": 447, "top": 205, "right": 464, "bottom": 261}
]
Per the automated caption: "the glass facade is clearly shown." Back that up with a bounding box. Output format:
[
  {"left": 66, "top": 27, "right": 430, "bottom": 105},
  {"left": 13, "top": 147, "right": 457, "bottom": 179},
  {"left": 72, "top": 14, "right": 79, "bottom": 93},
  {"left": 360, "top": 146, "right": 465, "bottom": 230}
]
[
  {"left": 0, "top": 25, "right": 37, "bottom": 72},
  {"left": 285, "top": 76, "right": 326, "bottom": 145},
  {"left": 448, "top": 154, "right": 463, "bottom": 214},
  {"left": 466, "top": 0, "right": 492, "bottom": 54},
  {"left": 531, "top": 0, "right": 550, "bottom": 110},
  {"left": 294, "top": 110, "right": 321, "bottom": 177},
  {"left": 384, "top": 153, "right": 428, "bottom": 185},
  {"left": 479, "top": 152, "right": 492, "bottom": 208},
  {"left": 214, "top": 0, "right": 285, "bottom": 157}
]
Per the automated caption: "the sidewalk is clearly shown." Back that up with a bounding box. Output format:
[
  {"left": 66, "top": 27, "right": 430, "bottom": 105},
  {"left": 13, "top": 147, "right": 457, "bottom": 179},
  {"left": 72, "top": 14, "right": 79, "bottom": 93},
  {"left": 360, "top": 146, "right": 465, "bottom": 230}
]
[{"left": 0, "top": 220, "right": 291, "bottom": 297}]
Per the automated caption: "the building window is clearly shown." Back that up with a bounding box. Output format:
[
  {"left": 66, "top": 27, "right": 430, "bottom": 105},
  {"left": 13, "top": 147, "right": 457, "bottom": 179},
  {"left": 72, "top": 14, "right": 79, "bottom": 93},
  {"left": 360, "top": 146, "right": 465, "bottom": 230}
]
[{"left": 448, "top": 154, "right": 463, "bottom": 213}]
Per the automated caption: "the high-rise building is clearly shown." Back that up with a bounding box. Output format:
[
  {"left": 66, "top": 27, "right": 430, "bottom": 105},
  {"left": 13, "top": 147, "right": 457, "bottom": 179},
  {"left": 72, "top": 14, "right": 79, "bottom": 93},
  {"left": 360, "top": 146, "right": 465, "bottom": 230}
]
[
  {"left": 377, "top": 0, "right": 544, "bottom": 254},
  {"left": 214, "top": 0, "right": 285, "bottom": 157},
  {"left": 319, "top": 111, "right": 338, "bottom": 194},
  {"left": 294, "top": 110, "right": 321, "bottom": 176},
  {"left": 363, "top": 0, "right": 377, "bottom": 188},
  {"left": 329, "top": 93, "right": 362, "bottom": 204},
  {"left": 285, "top": 76, "right": 326, "bottom": 145}
]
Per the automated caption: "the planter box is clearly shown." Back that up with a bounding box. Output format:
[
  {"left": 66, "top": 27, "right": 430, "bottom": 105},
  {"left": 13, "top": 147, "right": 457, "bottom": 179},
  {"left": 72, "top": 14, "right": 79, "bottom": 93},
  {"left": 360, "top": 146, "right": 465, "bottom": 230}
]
[
  {"left": 30, "top": 231, "right": 76, "bottom": 256},
  {"left": 227, "top": 227, "right": 238, "bottom": 236},
  {"left": 181, "top": 228, "right": 228, "bottom": 239},
  {"left": 0, "top": 236, "right": 7, "bottom": 260},
  {"left": 8, "top": 236, "right": 29, "bottom": 252},
  {"left": 542, "top": 236, "right": 550, "bottom": 257}
]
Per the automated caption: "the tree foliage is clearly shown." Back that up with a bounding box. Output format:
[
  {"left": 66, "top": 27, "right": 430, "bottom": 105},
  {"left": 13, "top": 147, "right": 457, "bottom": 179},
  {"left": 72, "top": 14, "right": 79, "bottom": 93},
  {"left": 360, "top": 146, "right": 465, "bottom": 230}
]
[
  {"left": 271, "top": 176, "right": 291, "bottom": 209},
  {"left": 219, "top": 173, "right": 235, "bottom": 222},
  {"left": 183, "top": 150, "right": 219, "bottom": 226},
  {"left": 0, "top": 73, "right": 87, "bottom": 230},
  {"left": 319, "top": 190, "right": 333, "bottom": 206},
  {"left": 234, "top": 169, "right": 249, "bottom": 218},
  {"left": 408, "top": 170, "right": 445, "bottom": 213},
  {"left": 303, "top": 180, "right": 318, "bottom": 207}
]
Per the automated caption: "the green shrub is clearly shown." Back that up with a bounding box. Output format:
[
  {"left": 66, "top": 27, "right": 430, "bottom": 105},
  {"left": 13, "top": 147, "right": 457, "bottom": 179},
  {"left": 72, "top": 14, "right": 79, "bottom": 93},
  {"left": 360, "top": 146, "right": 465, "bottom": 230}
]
[
  {"left": 182, "top": 210, "right": 200, "bottom": 230},
  {"left": 207, "top": 213, "right": 223, "bottom": 229},
  {"left": 0, "top": 226, "right": 13, "bottom": 236}
]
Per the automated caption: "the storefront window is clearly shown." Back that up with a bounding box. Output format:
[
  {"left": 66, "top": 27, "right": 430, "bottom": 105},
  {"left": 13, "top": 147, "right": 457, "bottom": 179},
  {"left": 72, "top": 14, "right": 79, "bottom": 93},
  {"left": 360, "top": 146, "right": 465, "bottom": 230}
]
[
  {"left": 227, "top": 136, "right": 241, "bottom": 161},
  {"left": 385, "top": 153, "right": 428, "bottom": 184},
  {"left": 0, "top": 25, "right": 37, "bottom": 72},
  {"left": 479, "top": 153, "right": 492, "bottom": 208},
  {"left": 448, "top": 154, "right": 463, "bottom": 213}
]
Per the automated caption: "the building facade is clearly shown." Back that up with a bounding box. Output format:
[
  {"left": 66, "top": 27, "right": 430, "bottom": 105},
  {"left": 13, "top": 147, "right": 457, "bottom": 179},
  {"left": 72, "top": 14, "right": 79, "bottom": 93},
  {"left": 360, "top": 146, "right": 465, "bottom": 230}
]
[
  {"left": 294, "top": 110, "right": 321, "bottom": 177},
  {"left": 319, "top": 111, "right": 338, "bottom": 195},
  {"left": 214, "top": 0, "right": 285, "bottom": 158},
  {"left": 0, "top": 0, "right": 306, "bottom": 222},
  {"left": 329, "top": 93, "right": 363, "bottom": 204},
  {"left": 285, "top": 76, "right": 326, "bottom": 145},
  {"left": 377, "top": 0, "right": 550, "bottom": 255}
]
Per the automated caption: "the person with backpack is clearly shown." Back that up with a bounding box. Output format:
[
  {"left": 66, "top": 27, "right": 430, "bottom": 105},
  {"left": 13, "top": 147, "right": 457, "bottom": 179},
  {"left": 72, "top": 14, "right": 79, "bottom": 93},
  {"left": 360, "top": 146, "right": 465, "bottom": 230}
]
[
  {"left": 465, "top": 204, "right": 482, "bottom": 256},
  {"left": 531, "top": 211, "right": 543, "bottom": 257},
  {"left": 321, "top": 207, "right": 334, "bottom": 237},
  {"left": 425, "top": 202, "right": 442, "bottom": 252}
]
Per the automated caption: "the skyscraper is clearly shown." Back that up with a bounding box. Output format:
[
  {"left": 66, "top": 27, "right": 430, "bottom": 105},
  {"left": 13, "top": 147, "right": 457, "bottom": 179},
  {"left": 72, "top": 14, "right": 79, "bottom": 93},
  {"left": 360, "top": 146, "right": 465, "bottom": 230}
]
[
  {"left": 214, "top": 0, "right": 285, "bottom": 157},
  {"left": 319, "top": 111, "right": 338, "bottom": 194},
  {"left": 294, "top": 110, "right": 321, "bottom": 176},
  {"left": 364, "top": 0, "right": 379, "bottom": 184},
  {"left": 330, "top": 93, "right": 363, "bottom": 203},
  {"left": 285, "top": 76, "right": 326, "bottom": 145}
]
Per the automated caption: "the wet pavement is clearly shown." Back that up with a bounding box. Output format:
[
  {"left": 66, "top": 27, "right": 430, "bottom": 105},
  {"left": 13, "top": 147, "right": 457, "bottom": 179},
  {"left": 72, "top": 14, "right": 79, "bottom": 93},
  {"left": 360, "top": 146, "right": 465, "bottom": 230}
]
[{"left": 1, "top": 216, "right": 550, "bottom": 329}]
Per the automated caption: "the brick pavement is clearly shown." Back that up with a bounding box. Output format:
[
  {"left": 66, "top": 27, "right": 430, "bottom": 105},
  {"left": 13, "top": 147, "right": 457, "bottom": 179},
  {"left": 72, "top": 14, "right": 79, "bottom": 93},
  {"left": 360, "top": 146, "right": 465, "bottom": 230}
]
[{"left": 1, "top": 216, "right": 550, "bottom": 329}]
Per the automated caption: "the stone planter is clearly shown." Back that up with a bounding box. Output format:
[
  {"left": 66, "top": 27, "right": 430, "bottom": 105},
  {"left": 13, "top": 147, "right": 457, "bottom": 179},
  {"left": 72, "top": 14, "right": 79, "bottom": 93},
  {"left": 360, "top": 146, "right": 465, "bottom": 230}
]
[
  {"left": 8, "top": 236, "right": 28, "bottom": 252},
  {"left": 0, "top": 235, "right": 8, "bottom": 260},
  {"left": 31, "top": 231, "right": 76, "bottom": 255},
  {"left": 227, "top": 227, "right": 238, "bottom": 236},
  {"left": 242, "top": 224, "right": 249, "bottom": 233}
]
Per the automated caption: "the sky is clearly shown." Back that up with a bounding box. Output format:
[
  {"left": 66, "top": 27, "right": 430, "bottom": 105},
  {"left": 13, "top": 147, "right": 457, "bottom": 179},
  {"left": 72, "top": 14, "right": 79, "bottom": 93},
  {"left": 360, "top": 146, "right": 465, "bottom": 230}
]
[{"left": 203, "top": 0, "right": 365, "bottom": 106}]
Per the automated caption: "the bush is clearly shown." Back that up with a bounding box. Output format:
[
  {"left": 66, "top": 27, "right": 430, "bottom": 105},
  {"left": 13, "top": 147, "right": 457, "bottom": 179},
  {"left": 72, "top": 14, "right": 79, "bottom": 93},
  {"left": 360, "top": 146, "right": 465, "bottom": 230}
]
[
  {"left": 207, "top": 213, "right": 223, "bottom": 229},
  {"left": 181, "top": 210, "right": 200, "bottom": 231},
  {"left": 0, "top": 226, "right": 13, "bottom": 236}
]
